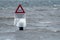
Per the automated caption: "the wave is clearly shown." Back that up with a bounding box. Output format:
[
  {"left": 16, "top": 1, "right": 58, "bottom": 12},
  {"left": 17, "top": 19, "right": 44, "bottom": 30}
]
[
  {"left": 21, "top": 26, "right": 60, "bottom": 33},
  {"left": 0, "top": 22, "right": 60, "bottom": 33},
  {"left": 0, "top": 17, "right": 14, "bottom": 19}
]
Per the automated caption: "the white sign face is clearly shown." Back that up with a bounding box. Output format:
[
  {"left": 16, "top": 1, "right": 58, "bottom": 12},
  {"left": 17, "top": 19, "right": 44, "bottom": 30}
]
[{"left": 17, "top": 8, "right": 23, "bottom": 12}]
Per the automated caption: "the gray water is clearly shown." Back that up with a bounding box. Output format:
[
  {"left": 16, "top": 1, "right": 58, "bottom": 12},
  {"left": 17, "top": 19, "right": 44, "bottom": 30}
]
[{"left": 0, "top": 0, "right": 60, "bottom": 40}]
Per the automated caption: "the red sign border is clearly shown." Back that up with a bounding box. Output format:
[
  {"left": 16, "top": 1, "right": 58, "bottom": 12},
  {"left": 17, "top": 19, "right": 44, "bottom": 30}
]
[{"left": 15, "top": 4, "right": 25, "bottom": 14}]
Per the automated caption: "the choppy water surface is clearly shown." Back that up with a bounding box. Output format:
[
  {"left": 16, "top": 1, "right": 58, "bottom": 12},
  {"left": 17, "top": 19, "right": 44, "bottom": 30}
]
[{"left": 0, "top": 0, "right": 60, "bottom": 40}]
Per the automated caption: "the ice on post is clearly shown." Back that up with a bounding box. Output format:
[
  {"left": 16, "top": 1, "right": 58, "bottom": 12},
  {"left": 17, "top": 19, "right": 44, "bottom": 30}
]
[{"left": 14, "top": 4, "right": 26, "bottom": 30}]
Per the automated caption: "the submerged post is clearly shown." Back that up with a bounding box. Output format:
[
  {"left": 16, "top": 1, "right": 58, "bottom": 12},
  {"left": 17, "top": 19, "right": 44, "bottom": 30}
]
[{"left": 14, "top": 4, "right": 26, "bottom": 30}]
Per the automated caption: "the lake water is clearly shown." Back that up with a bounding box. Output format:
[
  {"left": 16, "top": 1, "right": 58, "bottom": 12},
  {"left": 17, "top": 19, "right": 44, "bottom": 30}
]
[{"left": 0, "top": 0, "right": 60, "bottom": 40}]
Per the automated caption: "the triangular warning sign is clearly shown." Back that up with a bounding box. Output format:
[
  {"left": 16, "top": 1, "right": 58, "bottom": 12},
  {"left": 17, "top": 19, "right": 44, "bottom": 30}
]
[{"left": 15, "top": 4, "right": 25, "bottom": 14}]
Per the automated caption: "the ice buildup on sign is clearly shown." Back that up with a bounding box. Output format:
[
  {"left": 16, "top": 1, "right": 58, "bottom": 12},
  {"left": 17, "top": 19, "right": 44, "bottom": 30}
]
[{"left": 14, "top": 4, "right": 26, "bottom": 30}]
